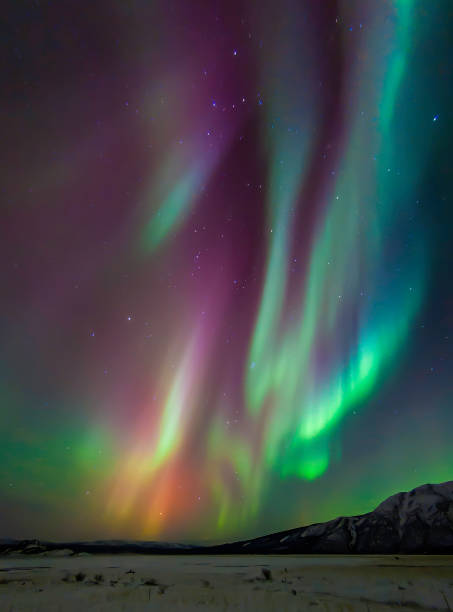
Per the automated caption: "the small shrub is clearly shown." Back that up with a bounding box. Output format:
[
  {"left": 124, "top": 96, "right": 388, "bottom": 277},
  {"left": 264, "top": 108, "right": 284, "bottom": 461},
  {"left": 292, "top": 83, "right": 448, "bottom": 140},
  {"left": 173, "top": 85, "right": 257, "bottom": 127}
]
[{"left": 75, "top": 572, "right": 86, "bottom": 582}]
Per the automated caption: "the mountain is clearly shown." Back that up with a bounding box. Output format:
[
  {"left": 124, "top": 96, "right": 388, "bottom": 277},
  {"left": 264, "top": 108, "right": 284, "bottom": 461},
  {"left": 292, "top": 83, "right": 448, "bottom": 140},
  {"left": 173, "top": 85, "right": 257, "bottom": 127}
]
[
  {"left": 1, "top": 481, "right": 452, "bottom": 555},
  {"left": 210, "top": 481, "right": 453, "bottom": 554},
  {"left": 0, "top": 539, "right": 195, "bottom": 555}
]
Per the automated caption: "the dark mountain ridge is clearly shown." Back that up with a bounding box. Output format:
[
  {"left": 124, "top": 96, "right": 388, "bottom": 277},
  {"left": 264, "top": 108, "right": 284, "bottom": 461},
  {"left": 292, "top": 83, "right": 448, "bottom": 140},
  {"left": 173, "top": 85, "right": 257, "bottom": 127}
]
[{"left": 2, "top": 481, "right": 452, "bottom": 555}]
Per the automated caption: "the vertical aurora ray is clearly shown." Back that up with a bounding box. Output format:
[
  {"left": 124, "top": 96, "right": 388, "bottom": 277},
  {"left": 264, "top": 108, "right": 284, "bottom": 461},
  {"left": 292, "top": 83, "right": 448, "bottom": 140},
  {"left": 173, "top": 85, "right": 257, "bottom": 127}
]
[
  {"left": 141, "top": 162, "right": 204, "bottom": 252},
  {"left": 244, "top": 0, "right": 427, "bottom": 486},
  {"left": 245, "top": 5, "right": 317, "bottom": 417},
  {"left": 105, "top": 317, "right": 219, "bottom": 528},
  {"left": 138, "top": 53, "right": 243, "bottom": 255}
]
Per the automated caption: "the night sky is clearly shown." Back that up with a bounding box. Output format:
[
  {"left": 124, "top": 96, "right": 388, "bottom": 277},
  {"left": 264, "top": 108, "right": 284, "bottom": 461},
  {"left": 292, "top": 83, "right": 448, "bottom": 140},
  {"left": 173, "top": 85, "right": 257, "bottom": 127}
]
[{"left": 1, "top": 0, "right": 452, "bottom": 544}]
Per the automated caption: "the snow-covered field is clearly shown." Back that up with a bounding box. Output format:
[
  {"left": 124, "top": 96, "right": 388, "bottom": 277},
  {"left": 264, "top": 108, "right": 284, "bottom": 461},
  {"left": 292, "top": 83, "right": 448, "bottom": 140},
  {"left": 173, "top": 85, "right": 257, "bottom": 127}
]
[{"left": 1, "top": 554, "right": 452, "bottom": 611}]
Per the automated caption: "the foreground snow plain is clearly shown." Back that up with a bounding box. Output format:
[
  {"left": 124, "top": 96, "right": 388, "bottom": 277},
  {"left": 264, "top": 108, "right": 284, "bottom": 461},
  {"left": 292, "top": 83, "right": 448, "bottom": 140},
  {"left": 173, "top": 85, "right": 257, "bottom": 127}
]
[{"left": 1, "top": 554, "right": 452, "bottom": 611}]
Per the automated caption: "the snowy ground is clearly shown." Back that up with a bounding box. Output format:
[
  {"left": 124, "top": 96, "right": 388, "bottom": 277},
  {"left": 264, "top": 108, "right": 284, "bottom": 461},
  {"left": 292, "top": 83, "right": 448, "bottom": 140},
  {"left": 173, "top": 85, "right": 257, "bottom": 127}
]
[{"left": 1, "top": 554, "right": 452, "bottom": 611}]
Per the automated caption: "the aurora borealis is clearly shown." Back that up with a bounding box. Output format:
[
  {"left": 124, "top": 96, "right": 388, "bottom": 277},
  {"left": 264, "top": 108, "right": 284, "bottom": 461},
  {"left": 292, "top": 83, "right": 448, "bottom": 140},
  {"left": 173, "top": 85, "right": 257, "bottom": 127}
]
[{"left": 1, "top": 0, "right": 452, "bottom": 543}]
